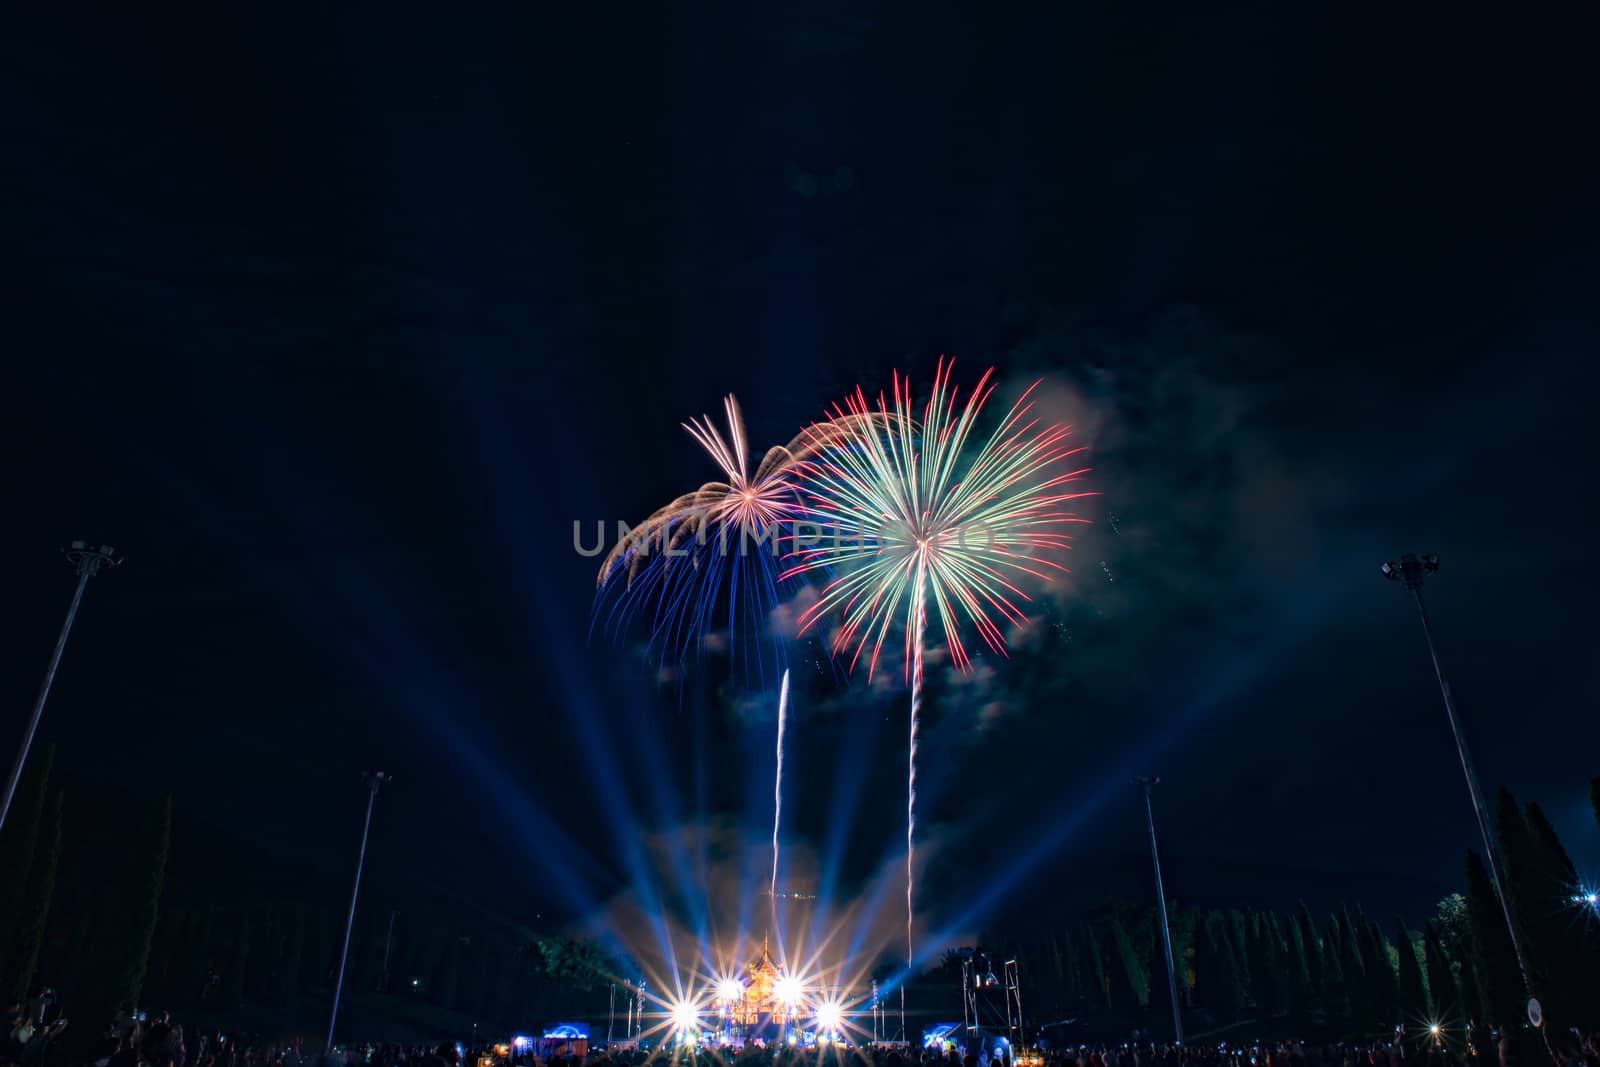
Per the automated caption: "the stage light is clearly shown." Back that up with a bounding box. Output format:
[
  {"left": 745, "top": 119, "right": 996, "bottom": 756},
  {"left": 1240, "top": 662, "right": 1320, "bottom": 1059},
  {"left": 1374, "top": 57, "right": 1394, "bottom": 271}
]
[
  {"left": 671, "top": 1001, "right": 700, "bottom": 1033},
  {"left": 775, "top": 973, "right": 804, "bottom": 1006},
  {"left": 787, "top": 1035, "right": 797, "bottom": 1047},
  {"left": 815, "top": 1000, "right": 843, "bottom": 1032},
  {"left": 718, "top": 978, "right": 744, "bottom": 1003},
  {"left": 1430, "top": 1025, "right": 1441, "bottom": 1036}
]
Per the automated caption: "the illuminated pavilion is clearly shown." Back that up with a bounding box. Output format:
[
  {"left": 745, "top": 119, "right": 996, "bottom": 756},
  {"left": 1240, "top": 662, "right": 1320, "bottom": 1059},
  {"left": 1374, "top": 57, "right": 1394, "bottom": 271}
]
[{"left": 725, "top": 937, "right": 804, "bottom": 1029}]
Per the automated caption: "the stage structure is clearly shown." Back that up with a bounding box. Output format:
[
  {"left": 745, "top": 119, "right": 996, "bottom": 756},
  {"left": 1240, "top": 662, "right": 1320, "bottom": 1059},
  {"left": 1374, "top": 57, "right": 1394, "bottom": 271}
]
[{"left": 961, "top": 953, "right": 1027, "bottom": 1053}]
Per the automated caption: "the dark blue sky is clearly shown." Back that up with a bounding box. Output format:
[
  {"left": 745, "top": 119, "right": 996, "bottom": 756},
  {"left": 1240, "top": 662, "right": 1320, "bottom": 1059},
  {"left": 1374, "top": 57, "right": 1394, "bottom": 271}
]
[{"left": 2, "top": 2, "right": 1598, "bottom": 951}]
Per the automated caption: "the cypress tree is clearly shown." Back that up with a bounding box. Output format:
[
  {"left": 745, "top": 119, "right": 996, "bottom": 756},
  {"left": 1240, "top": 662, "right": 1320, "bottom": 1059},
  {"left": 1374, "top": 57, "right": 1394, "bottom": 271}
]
[
  {"left": 1362, "top": 915, "right": 1399, "bottom": 1030},
  {"left": 1263, "top": 913, "right": 1287, "bottom": 1016},
  {"left": 1323, "top": 914, "right": 1348, "bottom": 1020},
  {"left": 1227, "top": 910, "right": 1252, "bottom": 990},
  {"left": 1245, "top": 913, "right": 1271, "bottom": 1013},
  {"left": 1297, "top": 902, "right": 1325, "bottom": 994},
  {"left": 6, "top": 788, "right": 62, "bottom": 1000},
  {"left": 1494, "top": 789, "right": 1545, "bottom": 997},
  {"left": 1422, "top": 921, "right": 1455, "bottom": 1020},
  {"left": 1396, "top": 920, "right": 1428, "bottom": 1023},
  {"left": 1217, "top": 915, "right": 1248, "bottom": 1023},
  {"left": 1465, "top": 849, "right": 1522, "bottom": 1026},
  {"left": 1338, "top": 907, "right": 1368, "bottom": 1028},
  {"left": 1523, "top": 802, "right": 1597, "bottom": 1028},
  {"left": 127, "top": 796, "right": 171, "bottom": 1009},
  {"left": 98, "top": 794, "right": 171, "bottom": 1011},
  {"left": 1286, "top": 915, "right": 1314, "bottom": 1029},
  {"left": 1061, "top": 927, "right": 1082, "bottom": 1004},
  {"left": 1197, "top": 913, "right": 1246, "bottom": 1023},
  {"left": 0, "top": 745, "right": 54, "bottom": 980},
  {"left": 1457, "top": 946, "right": 1488, "bottom": 1026},
  {"left": 1083, "top": 922, "right": 1111, "bottom": 1009},
  {"left": 1110, "top": 914, "right": 1150, "bottom": 1009}
]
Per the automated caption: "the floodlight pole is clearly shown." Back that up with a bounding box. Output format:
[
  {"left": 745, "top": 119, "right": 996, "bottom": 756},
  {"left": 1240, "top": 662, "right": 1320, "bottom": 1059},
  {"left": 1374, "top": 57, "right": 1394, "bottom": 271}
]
[
  {"left": 1, "top": 542, "right": 121, "bottom": 834},
  {"left": 327, "top": 771, "right": 388, "bottom": 1050},
  {"left": 1382, "top": 553, "right": 1535, "bottom": 1004},
  {"left": 1135, "top": 777, "right": 1183, "bottom": 1047}
]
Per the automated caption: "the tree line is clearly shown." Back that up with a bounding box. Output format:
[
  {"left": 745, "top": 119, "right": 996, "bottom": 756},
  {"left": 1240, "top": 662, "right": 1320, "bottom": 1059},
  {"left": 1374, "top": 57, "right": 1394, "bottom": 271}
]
[
  {"left": 3, "top": 747, "right": 1595, "bottom": 1041},
  {"left": 955, "top": 785, "right": 1600, "bottom": 1041},
  {"left": 0, "top": 746, "right": 614, "bottom": 1034}
]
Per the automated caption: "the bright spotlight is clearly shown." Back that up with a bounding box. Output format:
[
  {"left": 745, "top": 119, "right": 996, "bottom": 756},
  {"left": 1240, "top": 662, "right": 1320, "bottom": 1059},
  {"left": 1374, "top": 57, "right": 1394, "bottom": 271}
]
[
  {"left": 671, "top": 1001, "right": 700, "bottom": 1033},
  {"left": 1430, "top": 1024, "right": 1441, "bottom": 1035},
  {"left": 718, "top": 978, "right": 744, "bottom": 1003},
  {"left": 815, "top": 1000, "right": 843, "bottom": 1032},
  {"left": 775, "top": 973, "right": 805, "bottom": 1006}
]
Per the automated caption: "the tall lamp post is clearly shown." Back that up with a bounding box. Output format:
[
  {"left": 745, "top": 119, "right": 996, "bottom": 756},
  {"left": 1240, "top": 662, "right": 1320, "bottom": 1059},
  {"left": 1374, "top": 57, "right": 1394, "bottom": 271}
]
[
  {"left": 1, "top": 541, "right": 122, "bottom": 833},
  {"left": 1382, "top": 552, "right": 1537, "bottom": 1009},
  {"left": 1134, "top": 777, "right": 1183, "bottom": 1047},
  {"left": 327, "top": 770, "right": 389, "bottom": 1050}
]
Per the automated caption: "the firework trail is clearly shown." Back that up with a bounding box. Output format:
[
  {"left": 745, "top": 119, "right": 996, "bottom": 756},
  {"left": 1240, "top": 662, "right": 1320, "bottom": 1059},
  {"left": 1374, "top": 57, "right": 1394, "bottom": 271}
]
[
  {"left": 787, "top": 359, "right": 1092, "bottom": 981},
  {"left": 906, "top": 579, "right": 924, "bottom": 979},
  {"left": 771, "top": 667, "right": 789, "bottom": 935}
]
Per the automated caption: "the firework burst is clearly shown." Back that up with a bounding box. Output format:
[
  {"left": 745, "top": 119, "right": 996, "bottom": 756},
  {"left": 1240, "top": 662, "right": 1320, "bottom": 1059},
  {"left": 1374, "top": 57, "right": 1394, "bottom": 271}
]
[
  {"left": 594, "top": 395, "right": 811, "bottom": 673},
  {"left": 785, "top": 359, "right": 1092, "bottom": 983},
  {"left": 787, "top": 361, "right": 1092, "bottom": 675}
]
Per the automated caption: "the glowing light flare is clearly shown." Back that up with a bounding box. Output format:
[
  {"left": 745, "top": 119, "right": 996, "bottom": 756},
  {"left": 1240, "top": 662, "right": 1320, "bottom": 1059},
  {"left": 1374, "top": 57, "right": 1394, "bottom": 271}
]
[
  {"left": 774, "top": 972, "right": 806, "bottom": 1007},
  {"left": 815, "top": 999, "right": 843, "bottom": 1031},
  {"left": 670, "top": 1000, "right": 701, "bottom": 1033},
  {"left": 717, "top": 978, "right": 744, "bottom": 1004}
]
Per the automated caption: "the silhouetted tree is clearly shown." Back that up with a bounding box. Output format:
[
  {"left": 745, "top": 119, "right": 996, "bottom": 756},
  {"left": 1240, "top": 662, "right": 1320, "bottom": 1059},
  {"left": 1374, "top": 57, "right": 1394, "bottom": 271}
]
[
  {"left": 1396, "top": 919, "right": 1428, "bottom": 1023},
  {"left": 1361, "top": 914, "right": 1398, "bottom": 1030},
  {"left": 1465, "top": 849, "right": 1523, "bottom": 1026},
  {"left": 1521, "top": 801, "right": 1599, "bottom": 1027},
  {"left": 1296, "top": 902, "right": 1325, "bottom": 995},
  {"left": 1285, "top": 914, "right": 1314, "bottom": 1028},
  {"left": 1494, "top": 789, "right": 1546, "bottom": 999},
  {"left": 1109, "top": 914, "right": 1150, "bottom": 1010},
  {"left": 1422, "top": 921, "right": 1455, "bottom": 1021},
  {"left": 1196, "top": 913, "right": 1245, "bottom": 1023},
  {"left": 98, "top": 794, "right": 171, "bottom": 1011},
  {"left": 0, "top": 745, "right": 54, "bottom": 981},
  {"left": 6, "top": 788, "right": 62, "bottom": 1000},
  {"left": 1322, "top": 913, "right": 1348, "bottom": 1019},
  {"left": 1337, "top": 907, "right": 1367, "bottom": 1024},
  {"left": 1083, "top": 923, "right": 1110, "bottom": 1009}
]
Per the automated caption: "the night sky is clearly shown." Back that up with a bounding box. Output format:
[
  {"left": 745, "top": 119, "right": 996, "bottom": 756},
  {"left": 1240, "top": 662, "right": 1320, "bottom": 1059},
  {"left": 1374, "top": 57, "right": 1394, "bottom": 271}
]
[{"left": 4, "top": 3, "right": 1599, "bottom": 959}]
